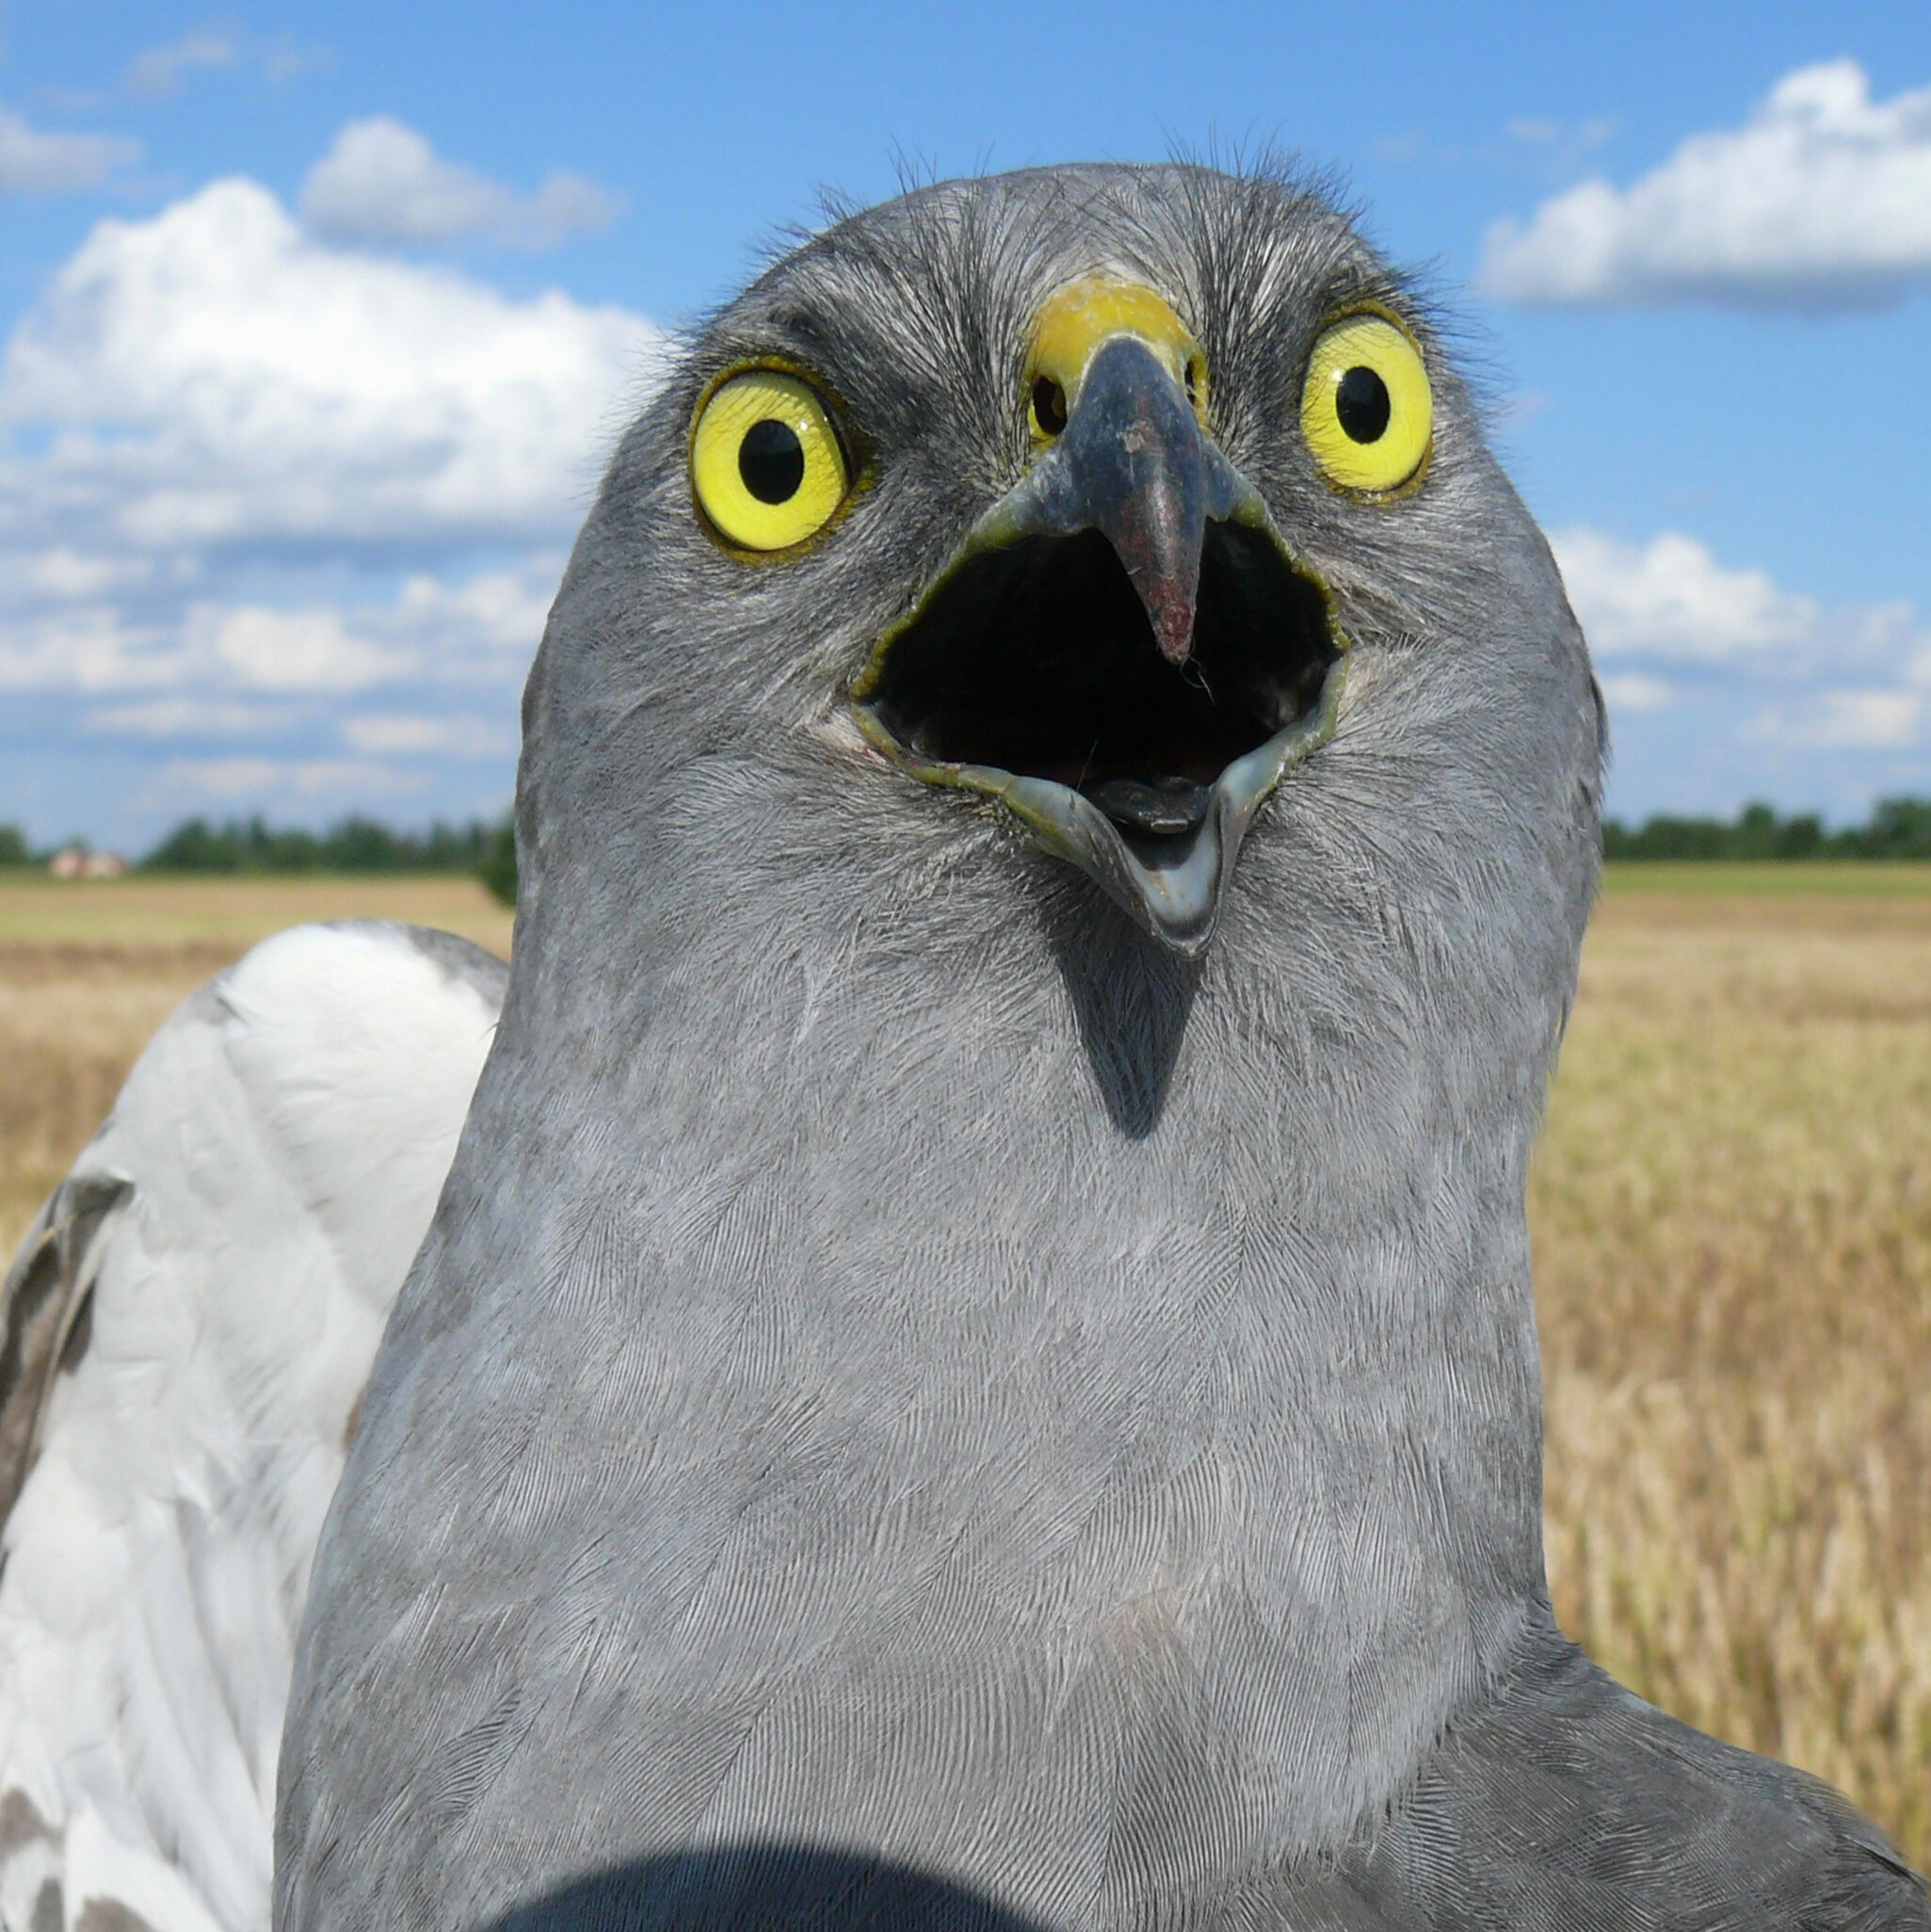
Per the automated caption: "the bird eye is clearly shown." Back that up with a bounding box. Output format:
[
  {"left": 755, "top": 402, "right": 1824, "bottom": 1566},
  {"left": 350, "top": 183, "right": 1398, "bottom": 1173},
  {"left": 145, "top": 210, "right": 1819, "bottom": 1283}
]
[
  {"left": 1030, "top": 376, "right": 1069, "bottom": 439},
  {"left": 690, "top": 369, "right": 851, "bottom": 552},
  {"left": 1299, "top": 313, "right": 1432, "bottom": 495}
]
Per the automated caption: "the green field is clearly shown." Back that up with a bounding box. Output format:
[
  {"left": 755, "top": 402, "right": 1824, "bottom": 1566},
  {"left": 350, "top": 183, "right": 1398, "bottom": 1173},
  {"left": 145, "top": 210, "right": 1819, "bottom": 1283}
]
[
  {"left": 3, "top": 869, "right": 1926, "bottom": 1863},
  {"left": 1601, "top": 861, "right": 1931, "bottom": 895}
]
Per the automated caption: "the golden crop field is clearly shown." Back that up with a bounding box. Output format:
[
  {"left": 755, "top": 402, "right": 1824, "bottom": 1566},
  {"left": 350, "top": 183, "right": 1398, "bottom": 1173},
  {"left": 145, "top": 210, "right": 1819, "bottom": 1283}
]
[{"left": 2, "top": 868, "right": 1926, "bottom": 1863}]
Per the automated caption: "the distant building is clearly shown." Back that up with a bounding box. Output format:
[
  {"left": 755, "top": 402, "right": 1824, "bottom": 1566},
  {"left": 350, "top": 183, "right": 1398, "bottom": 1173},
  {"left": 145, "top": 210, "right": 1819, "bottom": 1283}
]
[{"left": 48, "top": 847, "right": 131, "bottom": 879}]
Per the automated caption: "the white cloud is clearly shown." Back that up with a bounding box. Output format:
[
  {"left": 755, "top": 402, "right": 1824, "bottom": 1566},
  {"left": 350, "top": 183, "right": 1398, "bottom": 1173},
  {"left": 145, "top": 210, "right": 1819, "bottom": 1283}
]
[
  {"left": 1553, "top": 528, "right": 1819, "bottom": 662},
  {"left": 1482, "top": 60, "right": 1931, "bottom": 310},
  {"left": 1598, "top": 672, "right": 1674, "bottom": 714},
  {"left": 0, "top": 106, "right": 138, "bottom": 194},
  {"left": 1556, "top": 526, "right": 1931, "bottom": 815},
  {"left": 0, "top": 175, "right": 657, "bottom": 550},
  {"left": 189, "top": 604, "right": 407, "bottom": 692},
  {"left": 392, "top": 564, "right": 557, "bottom": 654},
  {"left": 10, "top": 547, "right": 159, "bottom": 602},
  {"left": 0, "top": 153, "right": 650, "bottom": 845},
  {"left": 84, "top": 698, "right": 300, "bottom": 737},
  {"left": 1746, "top": 689, "right": 1923, "bottom": 751},
  {"left": 144, "top": 755, "right": 426, "bottom": 805},
  {"left": 0, "top": 604, "right": 173, "bottom": 693},
  {"left": 300, "top": 119, "right": 619, "bottom": 250},
  {"left": 0, "top": 558, "right": 556, "bottom": 699},
  {"left": 341, "top": 712, "right": 514, "bottom": 757},
  {"left": 1553, "top": 528, "right": 1931, "bottom": 691},
  {"left": 125, "top": 32, "right": 239, "bottom": 98}
]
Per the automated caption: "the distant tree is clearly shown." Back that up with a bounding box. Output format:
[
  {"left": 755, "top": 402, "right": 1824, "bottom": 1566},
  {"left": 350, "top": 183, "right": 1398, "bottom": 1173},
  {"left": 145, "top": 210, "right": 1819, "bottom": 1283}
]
[
  {"left": 1601, "top": 797, "right": 1931, "bottom": 861},
  {"left": 0, "top": 825, "right": 31, "bottom": 868},
  {"left": 479, "top": 816, "right": 518, "bottom": 908},
  {"left": 108, "top": 795, "right": 1931, "bottom": 881},
  {"left": 144, "top": 817, "right": 242, "bottom": 871},
  {"left": 1859, "top": 797, "right": 1931, "bottom": 860},
  {"left": 139, "top": 813, "right": 503, "bottom": 875}
]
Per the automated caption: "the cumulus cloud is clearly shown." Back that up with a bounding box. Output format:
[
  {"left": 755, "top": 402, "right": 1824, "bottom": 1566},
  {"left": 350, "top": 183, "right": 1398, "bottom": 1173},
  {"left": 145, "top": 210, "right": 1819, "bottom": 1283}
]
[
  {"left": 9, "top": 547, "right": 162, "bottom": 602},
  {"left": 142, "top": 755, "right": 426, "bottom": 807},
  {"left": 300, "top": 119, "right": 619, "bottom": 250},
  {"left": 125, "top": 32, "right": 239, "bottom": 98},
  {"left": 1553, "top": 527, "right": 1931, "bottom": 684},
  {"left": 189, "top": 604, "right": 408, "bottom": 692},
  {"left": 0, "top": 555, "right": 562, "bottom": 698},
  {"left": 0, "top": 175, "right": 655, "bottom": 552},
  {"left": 0, "top": 106, "right": 138, "bottom": 194},
  {"left": 0, "top": 150, "right": 657, "bottom": 845},
  {"left": 0, "top": 599, "right": 391, "bottom": 695},
  {"left": 1746, "top": 689, "right": 1923, "bottom": 751},
  {"left": 390, "top": 565, "right": 560, "bottom": 654},
  {"left": 1552, "top": 528, "right": 1820, "bottom": 663},
  {"left": 340, "top": 712, "right": 516, "bottom": 757},
  {"left": 1553, "top": 526, "right": 1930, "bottom": 810},
  {"left": 1482, "top": 60, "right": 1931, "bottom": 310},
  {"left": 1598, "top": 672, "right": 1674, "bottom": 715},
  {"left": 83, "top": 698, "right": 300, "bottom": 738}
]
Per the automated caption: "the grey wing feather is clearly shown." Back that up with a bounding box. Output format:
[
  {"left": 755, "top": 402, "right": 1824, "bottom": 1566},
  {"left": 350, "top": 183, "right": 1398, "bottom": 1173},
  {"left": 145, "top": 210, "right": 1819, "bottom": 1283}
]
[
  {"left": 1283, "top": 1632, "right": 1931, "bottom": 1931},
  {"left": 0, "top": 1168, "right": 130, "bottom": 1529}
]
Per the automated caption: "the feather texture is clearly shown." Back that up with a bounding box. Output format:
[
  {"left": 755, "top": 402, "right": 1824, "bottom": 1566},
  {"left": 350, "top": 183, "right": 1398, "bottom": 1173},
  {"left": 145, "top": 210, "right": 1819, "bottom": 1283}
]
[
  {"left": 274, "top": 165, "right": 1928, "bottom": 1931},
  {"left": 0, "top": 922, "right": 504, "bottom": 1932}
]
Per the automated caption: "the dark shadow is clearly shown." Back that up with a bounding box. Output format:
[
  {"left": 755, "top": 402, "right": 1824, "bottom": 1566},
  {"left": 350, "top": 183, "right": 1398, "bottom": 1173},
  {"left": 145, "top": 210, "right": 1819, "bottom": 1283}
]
[
  {"left": 484, "top": 1842, "right": 1056, "bottom": 1932},
  {"left": 1047, "top": 896, "right": 1201, "bottom": 1139}
]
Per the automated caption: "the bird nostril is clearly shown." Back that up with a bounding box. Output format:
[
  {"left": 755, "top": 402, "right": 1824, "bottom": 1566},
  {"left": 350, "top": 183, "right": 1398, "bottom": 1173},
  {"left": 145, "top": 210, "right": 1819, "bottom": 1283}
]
[
  {"left": 1031, "top": 377, "right": 1069, "bottom": 437},
  {"left": 1184, "top": 357, "right": 1204, "bottom": 409}
]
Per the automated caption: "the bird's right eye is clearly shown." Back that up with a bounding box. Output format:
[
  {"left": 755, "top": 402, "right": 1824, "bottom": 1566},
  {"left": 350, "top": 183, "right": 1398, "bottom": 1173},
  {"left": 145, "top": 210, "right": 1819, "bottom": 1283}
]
[
  {"left": 1299, "top": 312, "right": 1432, "bottom": 496},
  {"left": 690, "top": 369, "right": 851, "bottom": 553}
]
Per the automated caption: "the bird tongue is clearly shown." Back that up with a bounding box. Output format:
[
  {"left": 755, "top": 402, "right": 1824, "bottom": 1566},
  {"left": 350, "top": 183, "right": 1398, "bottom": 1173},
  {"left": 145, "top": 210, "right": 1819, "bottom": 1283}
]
[{"left": 1084, "top": 774, "right": 1214, "bottom": 836}]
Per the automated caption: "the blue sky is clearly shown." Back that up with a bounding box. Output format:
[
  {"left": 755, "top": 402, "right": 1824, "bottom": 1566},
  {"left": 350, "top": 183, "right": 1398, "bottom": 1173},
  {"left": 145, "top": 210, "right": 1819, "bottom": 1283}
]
[{"left": 2, "top": 0, "right": 1928, "bottom": 848}]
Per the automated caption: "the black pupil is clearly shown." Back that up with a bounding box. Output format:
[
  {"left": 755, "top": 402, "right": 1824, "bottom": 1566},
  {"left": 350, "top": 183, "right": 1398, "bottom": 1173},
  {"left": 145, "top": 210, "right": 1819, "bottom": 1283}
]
[
  {"left": 1335, "top": 365, "right": 1392, "bottom": 443},
  {"left": 1032, "top": 378, "right": 1068, "bottom": 436},
  {"left": 739, "top": 418, "right": 806, "bottom": 503}
]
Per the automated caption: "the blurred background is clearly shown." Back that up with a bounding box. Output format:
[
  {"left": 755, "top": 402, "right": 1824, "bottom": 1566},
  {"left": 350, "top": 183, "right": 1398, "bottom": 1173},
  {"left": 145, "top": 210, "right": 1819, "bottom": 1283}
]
[
  {"left": 0, "top": 0, "right": 1928, "bottom": 856},
  {"left": 0, "top": 0, "right": 1926, "bottom": 1870}
]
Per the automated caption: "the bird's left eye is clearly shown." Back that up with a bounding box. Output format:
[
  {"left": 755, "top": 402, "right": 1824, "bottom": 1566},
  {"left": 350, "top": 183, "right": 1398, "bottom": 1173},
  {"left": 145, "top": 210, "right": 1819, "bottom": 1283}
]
[
  {"left": 690, "top": 369, "right": 851, "bottom": 552},
  {"left": 1299, "top": 313, "right": 1432, "bottom": 496}
]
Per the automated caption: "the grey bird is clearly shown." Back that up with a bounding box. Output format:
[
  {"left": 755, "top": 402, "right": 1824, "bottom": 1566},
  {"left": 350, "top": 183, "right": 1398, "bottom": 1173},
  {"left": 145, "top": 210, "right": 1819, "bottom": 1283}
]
[{"left": 275, "top": 164, "right": 1930, "bottom": 1931}]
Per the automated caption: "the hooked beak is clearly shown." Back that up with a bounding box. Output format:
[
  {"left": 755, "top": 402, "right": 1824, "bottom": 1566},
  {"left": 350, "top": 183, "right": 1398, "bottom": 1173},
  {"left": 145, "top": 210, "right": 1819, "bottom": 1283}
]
[
  {"left": 1003, "top": 330, "right": 1231, "bottom": 668},
  {"left": 853, "top": 278, "right": 1348, "bottom": 955}
]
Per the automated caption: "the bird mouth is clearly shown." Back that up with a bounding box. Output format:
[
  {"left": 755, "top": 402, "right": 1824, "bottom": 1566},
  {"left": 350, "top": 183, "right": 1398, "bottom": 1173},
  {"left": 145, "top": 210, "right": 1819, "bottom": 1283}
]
[{"left": 852, "top": 512, "right": 1347, "bottom": 955}]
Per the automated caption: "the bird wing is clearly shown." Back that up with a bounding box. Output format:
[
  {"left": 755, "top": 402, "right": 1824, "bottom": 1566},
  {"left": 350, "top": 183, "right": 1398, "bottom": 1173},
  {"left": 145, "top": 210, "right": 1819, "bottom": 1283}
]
[
  {"left": 1284, "top": 1629, "right": 1931, "bottom": 1932},
  {"left": 0, "top": 921, "right": 506, "bottom": 1932}
]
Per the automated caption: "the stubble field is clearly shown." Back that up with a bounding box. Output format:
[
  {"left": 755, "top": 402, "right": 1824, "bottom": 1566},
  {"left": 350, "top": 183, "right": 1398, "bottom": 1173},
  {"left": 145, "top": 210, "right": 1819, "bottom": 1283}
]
[{"left": 2, "top": 868, "right": 1926, "bottom": 1863}]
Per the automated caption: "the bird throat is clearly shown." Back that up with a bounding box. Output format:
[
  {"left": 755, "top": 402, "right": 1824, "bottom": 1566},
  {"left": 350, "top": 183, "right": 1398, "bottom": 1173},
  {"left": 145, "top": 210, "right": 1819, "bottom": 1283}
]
[{"left": 853, "top": 517, "right": 1348, "bottom": 957}]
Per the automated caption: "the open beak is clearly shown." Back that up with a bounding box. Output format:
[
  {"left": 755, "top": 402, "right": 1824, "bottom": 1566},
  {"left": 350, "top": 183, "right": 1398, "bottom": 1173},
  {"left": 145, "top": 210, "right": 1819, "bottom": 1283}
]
[{"left": 852, "top": 278, "right": 1348, "bottom": 956}]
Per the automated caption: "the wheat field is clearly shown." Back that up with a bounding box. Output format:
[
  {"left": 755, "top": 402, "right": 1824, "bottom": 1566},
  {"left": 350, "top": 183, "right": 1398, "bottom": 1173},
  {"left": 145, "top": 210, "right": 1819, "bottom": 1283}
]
[{"left": 2, "top": 870, "right": 1926, "bottom": 1863}]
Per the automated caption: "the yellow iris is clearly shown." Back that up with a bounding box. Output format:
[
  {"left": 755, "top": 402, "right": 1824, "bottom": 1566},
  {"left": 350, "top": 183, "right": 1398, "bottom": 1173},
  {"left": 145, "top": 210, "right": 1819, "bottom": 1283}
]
[
  {"left": 1299, "top": 313, "right": 1433, "bottom": 495},
  {"left": 690, "top": 369, "right": 850, "bottom": 552}
]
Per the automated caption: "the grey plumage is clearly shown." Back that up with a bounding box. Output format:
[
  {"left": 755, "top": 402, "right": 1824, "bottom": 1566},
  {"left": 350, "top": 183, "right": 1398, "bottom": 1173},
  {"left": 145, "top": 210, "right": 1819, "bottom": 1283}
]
[{"left": 274, "top": 165, "right": 1928, "bottom": 1930}]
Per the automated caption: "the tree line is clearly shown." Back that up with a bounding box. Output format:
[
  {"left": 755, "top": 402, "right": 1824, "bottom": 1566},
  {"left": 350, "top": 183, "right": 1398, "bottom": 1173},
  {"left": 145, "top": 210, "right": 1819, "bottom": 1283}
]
[
  {"left": 1601, "top": 797, "right": 1931, "bottom": 861},
  {"left": 0, "top": 813, "right": 520, "bottom": 904},
  {"left": 3, "top": 800, "right": 1928, "bottom": 898}
]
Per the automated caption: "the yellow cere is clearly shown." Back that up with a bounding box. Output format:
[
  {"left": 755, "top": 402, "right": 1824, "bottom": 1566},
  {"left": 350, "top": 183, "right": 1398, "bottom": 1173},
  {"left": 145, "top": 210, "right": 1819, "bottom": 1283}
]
[
  {"left": 1026, "top": 277, "right": 1207, "bottom": 441},
  {"left": 1298, "top": 313, "right": 1433, "bottom": 495},
  {"left": 690, "top": 369, "right": 850, "bottom": 553}
]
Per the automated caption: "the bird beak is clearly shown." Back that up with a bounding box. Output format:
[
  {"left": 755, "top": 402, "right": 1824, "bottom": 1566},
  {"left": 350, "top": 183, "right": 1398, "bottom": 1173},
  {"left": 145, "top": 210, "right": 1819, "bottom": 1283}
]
[
  {"left": 1001, "top": 335, "right": 1229, "bottom": 669},
  {"left": 853, "top": 279, "right": 1349, "bottom": 956}
]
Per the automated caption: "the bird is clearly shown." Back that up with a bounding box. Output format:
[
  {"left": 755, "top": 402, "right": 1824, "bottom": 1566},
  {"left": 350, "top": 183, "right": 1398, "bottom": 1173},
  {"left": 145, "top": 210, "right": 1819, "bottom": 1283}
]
[
  {"left": 274, "top": 161, "right": 1929, "bottom": 1930},
  {"left": 0, "top": 922, "right": 505, "bottom": 1932},
  {"left": 4, "top": 161, "right": 1924, "bottom": 1932}
]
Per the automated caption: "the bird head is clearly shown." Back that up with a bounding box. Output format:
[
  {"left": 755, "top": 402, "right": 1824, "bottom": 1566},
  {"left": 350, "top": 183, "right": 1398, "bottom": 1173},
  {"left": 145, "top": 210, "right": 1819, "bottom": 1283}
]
[{"left": 517, "top": 163, "right": 1602, "bottom": 1036}]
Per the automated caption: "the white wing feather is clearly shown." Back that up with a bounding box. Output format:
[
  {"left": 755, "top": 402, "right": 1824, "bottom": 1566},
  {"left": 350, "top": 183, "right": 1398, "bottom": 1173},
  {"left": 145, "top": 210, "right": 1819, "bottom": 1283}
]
[{"left": 0, "top": 922, "right": 504, "bottom": 1932}]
